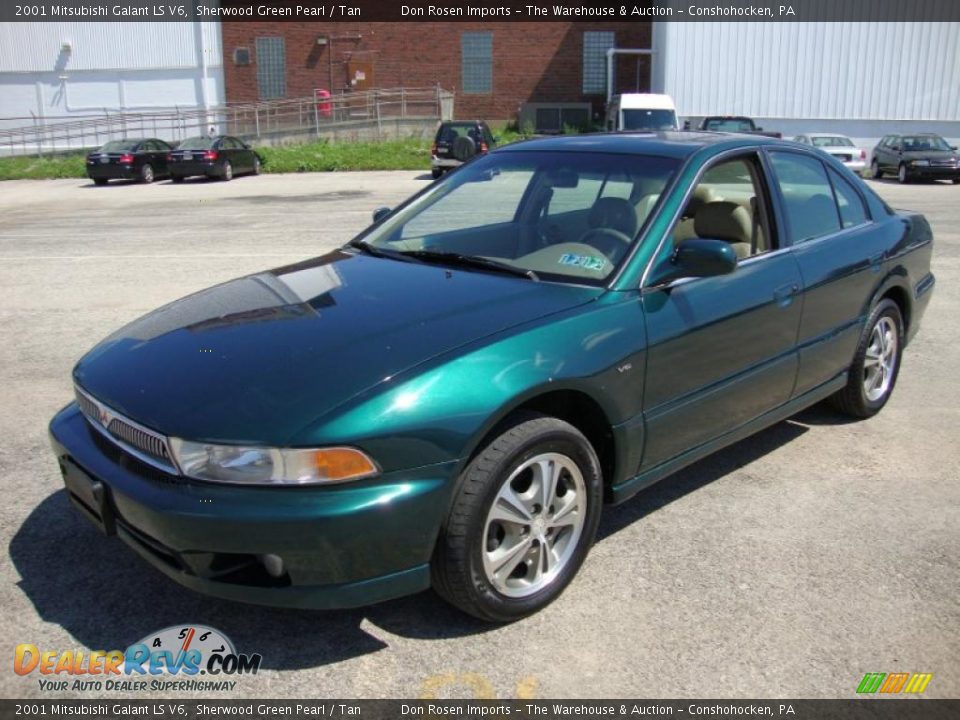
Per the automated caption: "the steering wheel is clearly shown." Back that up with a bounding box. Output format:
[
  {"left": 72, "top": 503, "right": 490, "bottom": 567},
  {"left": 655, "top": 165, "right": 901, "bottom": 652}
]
[{"left": 577, "top": 227, "right": 633, "bottom": 261}]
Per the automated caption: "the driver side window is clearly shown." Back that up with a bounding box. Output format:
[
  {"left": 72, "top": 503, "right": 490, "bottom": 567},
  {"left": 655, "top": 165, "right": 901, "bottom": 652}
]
[{"left": 669, "top": 155, "right": 774, "bottom": 259}]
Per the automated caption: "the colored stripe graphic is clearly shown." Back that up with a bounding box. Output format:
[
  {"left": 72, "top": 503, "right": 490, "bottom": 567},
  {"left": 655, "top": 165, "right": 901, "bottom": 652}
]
[
  {"left": 903, "top": 673, "right": 933, "bottom": 694},
  {"left": 879, "top": 672, "right": 909, "bottom": 693},
  {"left": 857, "top": 673, "right": 885, "bottom": 693},
  {"left": 857, "top": 672, "right": 932, "bottom": 694}
]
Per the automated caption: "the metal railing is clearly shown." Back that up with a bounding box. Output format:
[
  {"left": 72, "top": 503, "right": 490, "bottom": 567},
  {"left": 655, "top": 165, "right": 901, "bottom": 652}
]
[{"left": 0, "top": 86, "right": 453, "bottom": 157}]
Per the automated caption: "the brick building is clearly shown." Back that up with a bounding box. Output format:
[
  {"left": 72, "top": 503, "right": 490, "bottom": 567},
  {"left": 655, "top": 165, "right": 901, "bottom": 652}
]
[{"left": 220, "top": 22, "right": 653, "bottom": 126}]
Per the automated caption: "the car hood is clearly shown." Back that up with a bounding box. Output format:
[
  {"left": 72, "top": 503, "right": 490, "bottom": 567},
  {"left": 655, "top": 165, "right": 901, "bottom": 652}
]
[
  {"left": 900, "top": 149, "right": 958, "bottom": 161},
  {"left": 74, "top": 250, "right": 600, "bottom": 445}
]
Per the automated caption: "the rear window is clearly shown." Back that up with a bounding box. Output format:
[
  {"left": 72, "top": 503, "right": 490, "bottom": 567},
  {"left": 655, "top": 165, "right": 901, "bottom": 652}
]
[
  {"left": 704, "top": 118, "right": 755, "bottom": 132},
  {"left": 98, "top": 140, "right": 139, "bottom": 152},
  {"left": 437, "top": 124, "right": 481, "bottom": 143},
  {"left": 812, "top": 136, "right": 854, "bottom": 148},
  {"left": 178, "top": 137, "right": 215, "bottom": 150}
]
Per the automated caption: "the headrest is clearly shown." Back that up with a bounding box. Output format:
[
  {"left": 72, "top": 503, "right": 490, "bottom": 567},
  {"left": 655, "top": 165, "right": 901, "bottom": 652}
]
[
  {"left": 588, "top": 197, "right": 638, "bottom": 237},
  {"left": 694, "top": 201, "right": 752, "bottom": 244},
  {"left": 684, "top": 186, "right": 721, "bottom": 218}
]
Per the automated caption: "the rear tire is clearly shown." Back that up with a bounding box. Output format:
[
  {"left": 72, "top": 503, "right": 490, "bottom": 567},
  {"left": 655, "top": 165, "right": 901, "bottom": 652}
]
[
  {"left": 432, "top": 412, "right": 603, "bottom": 622},
  {"left": 171, "top": 175, "right": 184, "bottom": 183},
  {"left": 952, "top": 178, "right": 960, "bottom": 185},
  {"left": 830, "top": 299, "right": 904, "bottom": 418},
  {"left": 92, "top": 178, "right": 108, "bottom": 186},
  {"left": 222, "top": 161, "right": 233, "bottom": 181},
  {"left": 897, "top": 163, "right": 910, "bottom": 184},
  {"left": 431, "top": 167, "right": 443, "bottom": 179},
  {"left": 140, "top": 164, "right": 155, "bottom": 184},
  {"left": 870, "top": 159, "right": 882, "bottom": 179}
]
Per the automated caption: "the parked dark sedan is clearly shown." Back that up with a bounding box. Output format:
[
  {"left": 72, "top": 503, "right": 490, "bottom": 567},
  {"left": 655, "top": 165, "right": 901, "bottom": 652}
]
[
  {"left": 167, "top": 135, "right": 262, "bottom": 182},
  {"left": 86, "top": 139, "right": 174, "bottom": 185},
  {"left": 870, "top": 133, "right": 960, "bottom": 184},
  {"left": 51, "top": 133, "right": 934, "bottom": 622}
]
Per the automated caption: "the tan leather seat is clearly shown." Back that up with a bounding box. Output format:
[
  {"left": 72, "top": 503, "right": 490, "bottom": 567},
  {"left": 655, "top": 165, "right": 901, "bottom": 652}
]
[
  {"left": 693, "top": 201, "right": 753, "bottom": 258},
  {"left": 673, "top": 186, "right": 722, "bottom": 243}
]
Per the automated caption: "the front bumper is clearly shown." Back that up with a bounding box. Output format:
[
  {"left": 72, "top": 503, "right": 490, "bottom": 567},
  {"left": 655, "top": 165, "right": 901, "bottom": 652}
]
[
  {"left": 907, "top": 166, "right": 960, "bottom": 180},
  {"left": 49, "top": 403, "right": 456, "bottom": 609}
]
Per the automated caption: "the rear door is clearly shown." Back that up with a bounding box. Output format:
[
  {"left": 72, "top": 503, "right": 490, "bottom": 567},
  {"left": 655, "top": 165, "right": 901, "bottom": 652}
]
[
  {"left": 766, "top": 150, "right": 884, "bottom": 396},
  {"left": 639, "top": 152, "right": 804, "bottom": 470}
]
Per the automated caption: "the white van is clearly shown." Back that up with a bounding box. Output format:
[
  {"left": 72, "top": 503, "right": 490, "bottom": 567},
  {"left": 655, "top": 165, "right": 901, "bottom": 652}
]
[{"left": 606, "top": 94, "right": 679, "bottom": 132}]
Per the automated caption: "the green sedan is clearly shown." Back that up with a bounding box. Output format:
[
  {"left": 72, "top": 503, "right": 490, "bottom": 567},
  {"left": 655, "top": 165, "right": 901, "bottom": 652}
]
[{"left": 50, "top": 132, "right": 935, "bottom": 622}]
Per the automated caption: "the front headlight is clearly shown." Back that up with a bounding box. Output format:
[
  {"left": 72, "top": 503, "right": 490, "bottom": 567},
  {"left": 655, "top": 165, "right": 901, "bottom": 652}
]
[
  {"left": 169, "top": 439, "right": 378, "bottom": 485},
  {"left": 911, "top": 159, "right": 930, "bottom": 166}
]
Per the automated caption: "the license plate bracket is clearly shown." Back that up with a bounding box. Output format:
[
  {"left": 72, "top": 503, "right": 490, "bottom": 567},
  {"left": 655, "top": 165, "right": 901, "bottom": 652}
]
[{"left": 61, "top": 458, "right": 116, "bottom": 536}]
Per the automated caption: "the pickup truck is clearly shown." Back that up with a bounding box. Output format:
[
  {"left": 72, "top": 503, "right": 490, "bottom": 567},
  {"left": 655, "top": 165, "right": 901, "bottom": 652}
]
[{"left": 689, "top": 116, "right": 782, "bottom": 138}]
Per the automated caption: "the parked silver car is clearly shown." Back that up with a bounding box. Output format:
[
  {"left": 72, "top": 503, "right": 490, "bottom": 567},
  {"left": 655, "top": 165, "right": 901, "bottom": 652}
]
[{"left": 792, "top": 133, "right": 867, "bottom": 174}]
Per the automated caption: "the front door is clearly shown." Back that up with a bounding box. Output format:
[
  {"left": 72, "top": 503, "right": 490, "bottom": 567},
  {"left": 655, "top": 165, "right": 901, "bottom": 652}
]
[{"left": 639, "top": 152, "right": 803, "bottom": 470}]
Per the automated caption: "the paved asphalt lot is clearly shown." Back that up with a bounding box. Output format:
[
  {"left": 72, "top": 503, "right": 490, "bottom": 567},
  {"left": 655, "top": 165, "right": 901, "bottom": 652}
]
[{"left": 0, "top": 171, "right": 957, "bottom": 700}]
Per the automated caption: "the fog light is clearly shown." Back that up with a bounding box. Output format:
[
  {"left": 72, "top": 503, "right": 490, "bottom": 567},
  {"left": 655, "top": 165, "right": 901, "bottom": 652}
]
[{"left": 259, "top": 554, "right": 285, "bottom": 578}]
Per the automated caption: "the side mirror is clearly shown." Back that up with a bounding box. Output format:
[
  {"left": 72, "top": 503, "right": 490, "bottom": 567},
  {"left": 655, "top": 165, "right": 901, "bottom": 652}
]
[
  {"left": 756, "top": 126, "right": 764, "bottom": 131},
  {"left": 651, "top": 239, "right": 738, "bottom": 286},
  {"left": 683, "top": 120, "right": 691, "bottom": 131},
  {"left": 372, "top": 206, "right": 391, "bottom": 224},
  {"left": 951, "top": 145, "right": 958, "bottom": 151}
]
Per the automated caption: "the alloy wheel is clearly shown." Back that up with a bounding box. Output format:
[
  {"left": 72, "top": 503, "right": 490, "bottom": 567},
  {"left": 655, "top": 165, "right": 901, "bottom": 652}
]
[
  {"left": 482, "top": 452, "right": 586, "bottom": 598},
  {"left": 863, "top": 316, "right": 898, "bottom": 402}
]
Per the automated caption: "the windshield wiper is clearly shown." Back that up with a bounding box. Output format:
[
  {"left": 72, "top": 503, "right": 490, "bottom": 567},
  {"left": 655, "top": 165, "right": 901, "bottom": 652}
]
[
  {"left": 346, "top": 239, "right": 423, "bottom": 264},
  {"left": 400, "top": 250, "right": 539, "bottom": 281}
]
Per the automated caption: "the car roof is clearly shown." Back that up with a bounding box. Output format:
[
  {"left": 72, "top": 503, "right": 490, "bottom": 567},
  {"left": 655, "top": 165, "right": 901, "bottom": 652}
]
[{"left": 497, "top": 131, "right": 787, "bottom": 160}]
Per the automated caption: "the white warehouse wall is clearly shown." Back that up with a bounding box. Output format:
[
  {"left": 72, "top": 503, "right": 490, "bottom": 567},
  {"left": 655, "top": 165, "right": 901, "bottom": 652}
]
[
  {"left": 0, "top": 22, "right": 224, "bottom": 130},
  {"left": 654, "top": 21, "right": 960, "bottom": 145}
]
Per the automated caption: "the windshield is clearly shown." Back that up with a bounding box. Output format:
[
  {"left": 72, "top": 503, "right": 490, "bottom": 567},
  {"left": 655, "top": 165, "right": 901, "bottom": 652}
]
[
  {"left": 97, "top": 140, "right": 139, "bottom": 152},
  {"left": 812, "top": 136, "right": 854, "bottom": 147},
  {"left": 704, "top": 118, "right": 756, "bottom": 132},
  {"left": 902, "top": 135, "right": 952, "bottom": 152},
  {"left": 178, "top": 136, "right": 215, "bottom": 150},
  {"left": 356, "top": 150, "right": 680, "bottom": 285},
  {"left": 621, "top": 109, "right": 677, "bottom": 131}
]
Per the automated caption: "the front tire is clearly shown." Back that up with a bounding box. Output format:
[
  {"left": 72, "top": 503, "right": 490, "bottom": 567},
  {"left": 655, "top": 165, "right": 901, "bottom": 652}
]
[
  {"left": 171, "top": 175, "right": 184, "bottom": 184},
  {"left": 897, "top": 163, "right": 910, "bottom": 184},
  {"left": 252, "top": 157, "right": 261, "bottom": 175},
  {"left": 831, "top": 299, "right": 904, "bottom": 418},
  {"left": 92, "top": 178, "right": 108, "bottom": 186},
  {"left": 432, "top": 413, "right": 603, "bottom": 622},
  {"left": 431, "top": 167, "right": 443, "bottom": 179}
]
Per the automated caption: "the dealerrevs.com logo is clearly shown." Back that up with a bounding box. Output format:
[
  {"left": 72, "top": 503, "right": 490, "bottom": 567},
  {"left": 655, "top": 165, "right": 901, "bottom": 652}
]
[{"left": 15, "top": 625, "right": 262, "bottom": 693}]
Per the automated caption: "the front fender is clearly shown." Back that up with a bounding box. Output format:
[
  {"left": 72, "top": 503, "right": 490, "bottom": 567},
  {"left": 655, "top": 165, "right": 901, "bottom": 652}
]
[{"left": 291, "top": 292, "right": 648, "bottom": 475}]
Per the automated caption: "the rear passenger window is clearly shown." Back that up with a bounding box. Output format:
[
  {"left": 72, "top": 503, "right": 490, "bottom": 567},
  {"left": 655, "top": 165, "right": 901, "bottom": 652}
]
[
  {"left": 768, "top": 152, "right": 840, "bottom": 244},
  {"left": 828, "top": 168, "right": 868, "bottom": 228}
]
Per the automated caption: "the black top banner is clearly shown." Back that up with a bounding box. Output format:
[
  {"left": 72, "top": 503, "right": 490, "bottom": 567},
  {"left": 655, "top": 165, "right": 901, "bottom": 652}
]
[{"left": 3, "top": 0, "right": 960, "bottom": 22}]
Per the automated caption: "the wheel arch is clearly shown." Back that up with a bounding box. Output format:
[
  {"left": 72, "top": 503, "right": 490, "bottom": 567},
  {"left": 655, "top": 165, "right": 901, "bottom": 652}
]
[
  {"left": 867, "top": 269, "right": 913, "bottom": 336},
  {"left": 457, "top": 385, "right": 620, "bottom": 498}
]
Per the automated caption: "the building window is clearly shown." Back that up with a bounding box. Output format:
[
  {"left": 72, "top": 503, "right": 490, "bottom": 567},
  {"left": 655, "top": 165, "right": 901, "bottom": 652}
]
[
  {"left": 582, "top": 31, "right": 615, "bottom": 94},
  {"left": 461, "top": 32, "right": 492, "bottom": 94},
  {"left": 256, "top": 37, "right": 286, "bottom": 100}
]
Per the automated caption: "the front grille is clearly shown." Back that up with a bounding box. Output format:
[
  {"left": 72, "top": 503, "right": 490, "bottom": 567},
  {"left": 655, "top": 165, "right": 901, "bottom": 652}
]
[
  {"left": 75, "top": 390, "right": 100, "bottom": 421},
  {"left": 931, "top": 159, "right": 956, "bottom": 167},
  {"left": 74, "top": 385, "right": 178, "bottom": 474},
  {"left": 107, "top": 417, "right": 171, "bottom": 463}
]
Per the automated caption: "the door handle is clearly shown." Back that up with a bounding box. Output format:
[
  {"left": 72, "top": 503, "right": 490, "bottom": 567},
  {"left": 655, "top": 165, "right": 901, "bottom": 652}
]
[
  {"left": 869, "top": 253, "right": 884, "bottom": 273},
  {"left": 773, "top": 283, "right": 800, "bottom": 307}
]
